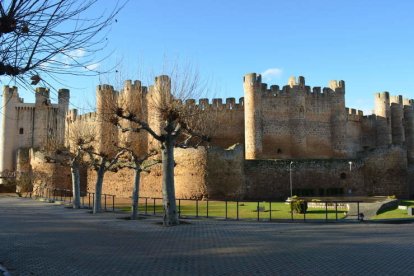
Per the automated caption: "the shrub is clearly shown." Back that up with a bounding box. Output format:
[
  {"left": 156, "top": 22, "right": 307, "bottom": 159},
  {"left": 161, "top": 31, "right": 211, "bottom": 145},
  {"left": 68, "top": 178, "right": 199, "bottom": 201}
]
[{"left": 292, "top": 199, "right": 308, "bottom": 214}]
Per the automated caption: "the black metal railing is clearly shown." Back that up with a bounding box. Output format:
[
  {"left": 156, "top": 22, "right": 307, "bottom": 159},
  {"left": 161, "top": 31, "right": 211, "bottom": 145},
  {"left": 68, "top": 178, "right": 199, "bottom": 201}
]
[
  {"left": 132, "top": 197, "right": 363, "bottom": 222},
  {"left": 32, "top": 187, "right": 115, "bottom": 212}
]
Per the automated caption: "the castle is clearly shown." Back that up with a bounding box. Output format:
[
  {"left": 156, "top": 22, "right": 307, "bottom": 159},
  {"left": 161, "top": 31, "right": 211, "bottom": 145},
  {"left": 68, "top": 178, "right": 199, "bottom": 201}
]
[{"left": 1, "top": 73, "right": 413, "bottom": 199}]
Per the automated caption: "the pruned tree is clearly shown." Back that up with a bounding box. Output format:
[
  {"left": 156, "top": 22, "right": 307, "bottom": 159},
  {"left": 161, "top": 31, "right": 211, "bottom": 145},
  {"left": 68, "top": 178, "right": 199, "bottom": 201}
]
[
  {"left": 0, "top": 0, "right": 125, "bottom": 86},
  {"left": 65, "top": 121, "right": 96, "bottom": 209},
  {"left": 85, "top": 145, "right": 125, "bottom": 214},
  {"left": 37, "top": 120, "right": 94, "bottom": 209},
  {"left": 109, "top": 68, "right": 214, "bottom": 226},
  {"left": 116, "top": 146, "right": 159, "bottom": 220}
]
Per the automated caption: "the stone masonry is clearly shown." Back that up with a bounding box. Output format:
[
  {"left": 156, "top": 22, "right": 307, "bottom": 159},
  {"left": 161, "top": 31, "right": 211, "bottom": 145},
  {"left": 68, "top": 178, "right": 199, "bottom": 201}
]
[{"left": 1, "top": 73, "right": 414, "bottom": 199}]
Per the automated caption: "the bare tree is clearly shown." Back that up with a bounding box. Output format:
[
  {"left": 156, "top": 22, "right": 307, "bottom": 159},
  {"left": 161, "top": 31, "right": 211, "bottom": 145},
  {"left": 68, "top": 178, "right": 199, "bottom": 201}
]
[
  {"left": 0, "top": 0, "right": 125, "bottom": 86},
  {"left": 116, "top": 146, "right": 159, "bottom": 220},
  {"left": 65, "top": 121, "right": 96, "bottom": 209},
  {"left": 85, "top": 146, "right": 125, "bottom": 214},
  {"left": 111, "top": 68, "right": 213, "bottom": 226},
  {"left": 34, "top": 122, "right": 93, "bottom": 209}
]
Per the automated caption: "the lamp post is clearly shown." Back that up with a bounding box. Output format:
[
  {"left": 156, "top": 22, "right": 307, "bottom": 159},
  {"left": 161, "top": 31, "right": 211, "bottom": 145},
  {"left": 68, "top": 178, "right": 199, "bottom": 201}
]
[
  {"left": 289, "top": 161, "right": 294, "bottom": 198},
  {"left": 348, "top": 161, "right": 353, "bottom": 195}
]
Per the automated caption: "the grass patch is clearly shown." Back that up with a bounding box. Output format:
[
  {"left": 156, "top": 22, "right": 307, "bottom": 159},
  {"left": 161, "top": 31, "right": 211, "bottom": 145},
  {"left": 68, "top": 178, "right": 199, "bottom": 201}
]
[
  {"left": 115, "top": 199, "right": 347, "bottom": 220},
  {"left": 372, "top": 200, "right": 414, "bottom": 220}
]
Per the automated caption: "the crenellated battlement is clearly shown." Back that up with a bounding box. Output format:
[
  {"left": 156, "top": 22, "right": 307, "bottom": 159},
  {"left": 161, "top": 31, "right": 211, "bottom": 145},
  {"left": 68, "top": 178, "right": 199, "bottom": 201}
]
[
  {"left": 346, "top": 108, "right": 364, "bottom": 122},
  {"left": 184, "top": 97, "right": 244, "bottom": 111},
  {"left": 257, "top": 76, "right": 345, "bottom": 98},
  {"left": 66, "top": 109, "right": 97, "bottom": 123}
]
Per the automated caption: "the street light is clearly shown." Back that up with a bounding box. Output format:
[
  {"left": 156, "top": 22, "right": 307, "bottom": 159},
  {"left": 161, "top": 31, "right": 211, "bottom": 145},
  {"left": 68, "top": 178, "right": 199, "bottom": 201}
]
[
  {"left": 348, "top": 161, "right": 353, "bottom": 172},
  {"left": 289, "top": 161, "right": 294, "bottom": 198}
]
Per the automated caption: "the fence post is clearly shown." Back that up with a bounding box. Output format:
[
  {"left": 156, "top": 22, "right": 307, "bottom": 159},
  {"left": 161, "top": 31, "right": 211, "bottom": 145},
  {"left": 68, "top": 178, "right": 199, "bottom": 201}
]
[
  {"left": 335, "top": 202, "right": 338, "bottom": 221},
  {"left": 325, "top": 201, "right": 328, "bottom": 222},
  {"left": 303, "top": 205, "right": 306, "bottom": 222},
  {"left": 290, "top": 201, "right": 294, "bottom": 221},
  {"left": 357, "top": 201, "right": 360, "bottom": 221},
  {"left": 257, "top": 201, "right": 260, "bottom": 222},
  {"left": 145, "top": 198, "right": 148, "bottom": 215},
  {"left": 236, "top": 200, "right": 239, "bottom": 221},
  {"left": 196, "top": 199, "right": 199, "bottom": 218},
  {"left": 179, "top": 199, "right": 181, "bottom": 218},
  {"left": 269, "top": 201, "right": 272, "bottom": 221},
  {"left": 206, "top": 199, "right": 209, "bottom": 218},
  {"left": 92, "top": 193, "right": 95, "bottom": 210},
  {"left": 88, "top": 193, "right": 91, "bottom": 208},
  {"left": 153, "top": 198, "right": 156, "bottom": 215},
  {"left": 104, "top": 194, "right": 107, "bottom": 211},
  {"left": 225, "top": 200, "right": 228, "bottom": 220},
  {"left": 112, "top": 195, "right": 115, "bottom": 212}
]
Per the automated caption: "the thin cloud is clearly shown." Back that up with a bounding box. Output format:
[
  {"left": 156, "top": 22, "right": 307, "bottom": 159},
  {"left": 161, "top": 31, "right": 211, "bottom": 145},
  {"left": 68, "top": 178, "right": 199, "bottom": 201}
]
[
  {"left": 261, "top": 68, "right": 283, "bottom": 82},
  {"left": 86, "top": 63, "right": 100, "bottom": 71}
]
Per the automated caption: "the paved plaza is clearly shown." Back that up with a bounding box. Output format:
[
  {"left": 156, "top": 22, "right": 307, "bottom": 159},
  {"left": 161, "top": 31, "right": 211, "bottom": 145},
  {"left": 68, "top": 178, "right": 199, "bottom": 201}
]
[{"left": 1, "top": 195, "right": 414, "bottom": 275}]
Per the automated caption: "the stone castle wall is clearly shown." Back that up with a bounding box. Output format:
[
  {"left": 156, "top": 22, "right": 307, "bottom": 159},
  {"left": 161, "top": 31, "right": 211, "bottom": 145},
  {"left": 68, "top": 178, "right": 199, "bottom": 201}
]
[
  {"left": 85, "top": 145, "right": 245, "bottom": 200},
  {"left": 3, "top": 73, "right": 414, "bottom": 200}
]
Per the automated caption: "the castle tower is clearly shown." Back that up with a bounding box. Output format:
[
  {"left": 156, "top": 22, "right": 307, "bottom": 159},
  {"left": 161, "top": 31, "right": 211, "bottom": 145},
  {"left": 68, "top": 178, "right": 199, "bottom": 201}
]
[
  {"left": 57, "top": 89, "right": 70, "bottom": 146},
  {"left": 374, "top": 92, "right": 392, "bottom": 146},
  {"left": 329, "top": 80, "right": 347, "bottom": 157},
  {"left": 146, "top": 75, "right": 171, "bottom": 151},
  {"left": 288, "top": 76, "right": 306, "bottom": 157},
  {"left": 32, "top": 87, "right": 52, "bottom": 148},
  {"left": 35, "top": 87, "right": 50, "bottom": 106},
  {"left": 404, "top": 102, "right": 414, "bottom": 163},
  {"left": 0, "top": 86, "right": 19, "bottom": 181},
  {"left": 120, "top": 80, "right": 148, "bottom": 156},
  {"left": 96, "top": 84, "right": 118, "bottom": 155},
  {"left": 390, "top": 95, "right": 405, "bottom": 145},
  {"left": 243, "top": 73, "right": 262, "bottom": 159}
]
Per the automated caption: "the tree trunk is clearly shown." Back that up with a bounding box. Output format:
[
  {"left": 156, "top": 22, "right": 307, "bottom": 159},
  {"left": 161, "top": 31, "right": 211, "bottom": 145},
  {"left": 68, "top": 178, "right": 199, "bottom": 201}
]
[
  {"left": 71, "top": 161, "right": 81, "bottom": 209},
  {"left": 131, "top": 168, "right": 141, "bottom": 220},
  {"left": 93, "top": 164, "right": 105, "bottom": 214},
  {"left": 162, "top": 137, "right": 179, "bottom": 226}
]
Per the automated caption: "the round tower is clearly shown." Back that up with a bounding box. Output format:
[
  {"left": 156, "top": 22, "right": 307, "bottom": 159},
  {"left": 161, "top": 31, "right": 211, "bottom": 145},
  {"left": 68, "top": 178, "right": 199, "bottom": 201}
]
[
  {"left": 390, "top": 95, "right": 404, "bottom": 145},
  {"left": 330, "top": 80, "right": 347, "bottom": 157},
  {"left": 120, "top": 80, "right": 148, "bottom": 156},
  {"left": 35, "top": 87, "right": 50, "bottom": 105},
  {"left": 374, "top": 92, "right": 392, "bottom": 146},
  {"left": 146, "top": 75, "right": 171, "bottom": 151},
  {"left": 243, "top": 73, "right": 262, "bottom": 159},
  {"left": 57, "top": 89, "right": 70, "bottom": 145},
  {"left": 404, "top": 103, "right": 414, "bottom": 163},
  {"left": 288, "top": 76, "right": 306, "bottom": 157},
  {"left": 96, "top": 84, "right": 118, "bottom": 154},
  {"left": 0, "top": 86, "right": 19, "bottom": 183}
]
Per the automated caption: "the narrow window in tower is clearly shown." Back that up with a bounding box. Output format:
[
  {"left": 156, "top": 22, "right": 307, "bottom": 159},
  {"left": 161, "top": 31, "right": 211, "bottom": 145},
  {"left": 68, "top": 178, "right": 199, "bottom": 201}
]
[{"left": 19, "top": 128, "right": 24, "bottom": 134}]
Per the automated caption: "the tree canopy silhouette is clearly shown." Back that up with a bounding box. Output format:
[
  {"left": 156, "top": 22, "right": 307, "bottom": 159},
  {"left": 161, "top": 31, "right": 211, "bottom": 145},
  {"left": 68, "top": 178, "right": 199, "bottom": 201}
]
[{"left": 0, "top": 0, "right": 125, "bottom": 86}]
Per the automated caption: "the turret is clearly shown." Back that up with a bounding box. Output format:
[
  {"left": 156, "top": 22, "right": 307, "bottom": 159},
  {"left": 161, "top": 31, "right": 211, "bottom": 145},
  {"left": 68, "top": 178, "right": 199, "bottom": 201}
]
[
  {"left": 243, "top": 73, "right": 262, "bottom": 159},
  {"left": 288, "top": 76, "right": 307, "bottom": 157},
  {"left": 56, "top": 89, "right": 70, "bottom": 146},
  {"left": 0, "top": 86, "right": 19, "bottom": 183},
  {"left": 120, "top": 80, "right": 147, "bottom": 156},
  {"left": 329, "top": 80, "right": 347, "bottom": 157},
  {"left": 35, "top": 87, "right": 50, "bottom": 106},
  {"left": 390, "top": 95, "right": 404, "bottom": 145},
  {"left": 58, "top": 89, "right": 70, "bottom": 110},
  {"left": 147, "top": 75, "right": 171, "bottom": 150},
  {"left": 374, "top": 92, "right": 392, "bottom": 146},
  {"left": 404, "top": 103, "right": 414, "bottom": 163},
  {"left": 95, "top": 84, "right": 118, "bottom": 154}
]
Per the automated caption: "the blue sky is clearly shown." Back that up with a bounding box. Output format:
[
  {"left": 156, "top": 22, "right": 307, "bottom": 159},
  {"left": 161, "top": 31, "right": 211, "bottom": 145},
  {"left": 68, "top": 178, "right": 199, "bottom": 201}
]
[{"left": 11, "top": 0, "right": 414, "bottom": 114}]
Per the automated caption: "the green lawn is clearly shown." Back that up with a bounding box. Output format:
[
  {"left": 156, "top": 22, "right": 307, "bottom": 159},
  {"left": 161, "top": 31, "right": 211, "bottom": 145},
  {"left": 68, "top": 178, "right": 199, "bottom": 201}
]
[
  {"left": 117, "top": 199, "right": 347, "bottom": 221},
  {"left": 372, "top": 200, "right": 414, "bottom": 220}
]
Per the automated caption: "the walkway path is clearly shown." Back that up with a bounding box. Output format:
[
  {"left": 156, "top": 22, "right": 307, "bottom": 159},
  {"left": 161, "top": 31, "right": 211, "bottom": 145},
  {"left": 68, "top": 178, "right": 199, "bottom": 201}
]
[{"left": 1, "top": 195, "right": 414, "bottom": 275}]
